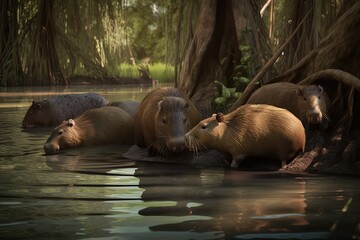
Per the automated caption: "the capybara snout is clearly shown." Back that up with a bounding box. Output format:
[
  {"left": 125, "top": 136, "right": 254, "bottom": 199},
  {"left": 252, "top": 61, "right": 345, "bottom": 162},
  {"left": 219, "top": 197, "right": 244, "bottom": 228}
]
[
  {"left": 43, "top": 119, "right": 76, "bottom": 154},
  {"left": 306, "top": 106, "right": 323, "bottom": 124},
  {"left": 43, "top": 142, "right": 60, "bottom": 154},
  {"left": 167, "top": 136, "right": 186, "bottom": 152}
]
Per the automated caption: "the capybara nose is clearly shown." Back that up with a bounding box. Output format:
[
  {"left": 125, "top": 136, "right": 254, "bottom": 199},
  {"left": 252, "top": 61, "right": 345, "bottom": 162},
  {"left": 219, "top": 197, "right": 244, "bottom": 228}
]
[
  {"left": 307, "top": 110, "right": 321, "bottom": 124},
  {"left": 168, "top": 137, "right": 186, "bottom": 152},
  {"left": 43, "top": 143, "right": 60, "bottom": 154}
]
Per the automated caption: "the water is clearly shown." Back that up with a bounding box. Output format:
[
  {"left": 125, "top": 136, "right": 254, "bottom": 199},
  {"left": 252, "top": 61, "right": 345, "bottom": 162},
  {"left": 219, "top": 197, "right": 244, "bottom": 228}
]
[{"left": 0, "top": 85, "right": 359, "bottom": 240}]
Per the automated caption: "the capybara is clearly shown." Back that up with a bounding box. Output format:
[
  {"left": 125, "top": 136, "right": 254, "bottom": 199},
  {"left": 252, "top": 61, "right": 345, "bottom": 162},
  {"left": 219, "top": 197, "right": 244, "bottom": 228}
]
[
  {"left": 246, "top": 82, "right": 330, "bottom": 127},
  {"left": 134, "top": 87, "right": 201, "bottom": 156},
  {"left": 22, "top": 93, "right": 108, "bottom": 128},
  {"left": 185, "top": 104, "right": 305, "bottom": 168},
  {"left": 43, "top": 106, "right": 134, "bottom": 154},
  {"left": 107, "top": 101, "right": 139, "bottom": 118}
]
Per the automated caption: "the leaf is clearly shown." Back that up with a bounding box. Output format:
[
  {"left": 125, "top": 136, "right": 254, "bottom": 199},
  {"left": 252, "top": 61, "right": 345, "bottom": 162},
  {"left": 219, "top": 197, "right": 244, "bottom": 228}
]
[
  {"left": 239, "top": 45, "right": 251, "bottom": 52},
  {"left": 241, "top": 56, "right": 251, "bottom": 65},
  {"left": 234, "top": 65, "right": 243, "bottom": 71},
  {"left": 232, "top": 92, "right": 242, "bottom": 98},
  {"left": 214, "top": 97, "right": 227, "bottom": 105},
  {"left": 222, "top": 85, "right": 231, "bottom": 99},
  {"left": 228, "top": 88, "right": 236, "bottom": 94},
  {"left": 214, "top": 80, "right": 224, "bottom": 87},
  {"left": 239, "top": 77, "right": 250, "bottom": 84}
]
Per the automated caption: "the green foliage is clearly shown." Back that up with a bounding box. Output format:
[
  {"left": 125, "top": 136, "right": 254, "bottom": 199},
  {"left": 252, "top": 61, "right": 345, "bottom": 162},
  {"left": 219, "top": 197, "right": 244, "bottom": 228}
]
[
  {"left": 116, "top": 63, "right": 174, "bottom": 83},
  {"left": 213, "top": 81, "right": 242, "bottom": 110},
  {"left": 232, "top": 44, "right": 253, "bottom": 89},
  {"left": 0, "top": 0, "right": 180, "bottom": 86},
  {"left": 125, "top": 0, "right": 178, "bottom": 63},
  {"left": 214, "top": 44, "right": 258, "bottom": 110}
]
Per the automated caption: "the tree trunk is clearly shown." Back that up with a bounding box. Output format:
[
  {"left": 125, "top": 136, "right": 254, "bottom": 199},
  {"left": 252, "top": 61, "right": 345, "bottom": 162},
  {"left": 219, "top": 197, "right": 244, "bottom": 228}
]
[
  {"left": 0, "top": 0, "right": 23, "bottom": 86},
  {"left": 178, "top": 0, "right": 271, "bottom": 118},
  {"left": 24, "top": 0, "right": 66, "bottom": 86},
  {"left": 248, "top": 2, "right": 360, "bottom": 175}
]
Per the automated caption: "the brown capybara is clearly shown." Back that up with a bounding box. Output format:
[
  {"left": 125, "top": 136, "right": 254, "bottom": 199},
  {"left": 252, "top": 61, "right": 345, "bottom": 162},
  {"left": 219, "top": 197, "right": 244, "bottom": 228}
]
[
  {"left": 185, "top": 104, "right": 305, "bottom": 168},
  {"left": 134, "top": 87, "right": 201, "bottom": 156},
  {"left": 246, "top": 82, "right": 330, "bottom": 127},
  {"left": 107, "top": 101, "right": 139, "bottom": 118},
  {"left": 43, "top": 106, "right": 134, "bottom": 154},
  {"left": 22, "top": 93, "right": 108, "bottom": 128}
]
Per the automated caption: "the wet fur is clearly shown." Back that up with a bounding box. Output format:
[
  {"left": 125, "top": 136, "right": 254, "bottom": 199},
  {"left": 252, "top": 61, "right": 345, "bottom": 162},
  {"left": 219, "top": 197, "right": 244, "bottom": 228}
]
[
  {"left": 22, "top": 93, "right": 108, "bottom": 127},
  {"left": 134, "top": 87, "right": 200, "bottom": 156},
  {"left": 107, "top": 101, "right": 139, "bottom": 118},
  {"left": 186, "top": 104, "right": 306, "bottom": 167},
  {"left": 247, "top": 82, "right": 330, "bottom": 127},
  {"left": 44, "top": 106, "right": 134, "bottom": 153}
]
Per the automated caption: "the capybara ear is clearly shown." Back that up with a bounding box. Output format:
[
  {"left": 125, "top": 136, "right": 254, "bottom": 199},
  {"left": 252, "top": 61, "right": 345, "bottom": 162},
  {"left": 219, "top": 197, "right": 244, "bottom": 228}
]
[
  {"left": 67, "top": 119, "right": 75, "bottom": 127},
  {"left": 296, "top": 88, "right": 303, "bottom": 96},
  {"left": 318, "top": 85, "right": 323, "bottom": 93},
  {"left": 157, "top": 100, "right": 163, "bottom": 109},
  {"left": 215, "top": 113, "right": 224, "bottom": 123}
]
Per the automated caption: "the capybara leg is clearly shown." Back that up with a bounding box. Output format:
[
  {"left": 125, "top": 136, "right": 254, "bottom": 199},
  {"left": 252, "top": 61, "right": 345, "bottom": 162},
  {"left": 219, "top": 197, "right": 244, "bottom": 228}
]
[
  {"left": 230, "top": 154, "right": 246, "bottom": 168},
  {"left": 278, "top": 151, "right": 290, "bottom": 169},
  {"left": 231, "top": 160, "right": 240, "bottom": 168}
]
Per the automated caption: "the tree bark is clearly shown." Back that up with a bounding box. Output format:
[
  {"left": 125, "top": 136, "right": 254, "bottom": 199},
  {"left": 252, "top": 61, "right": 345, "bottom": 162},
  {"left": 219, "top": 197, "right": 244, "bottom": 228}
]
[
  {"left": 273, "top": 2, "right": 360, "bottom": 175},
  {"left": 178, "top": 0, "right": 238, "bottom": 117},
  {"left": 24, "top": 0, "right": 66, "bottom": 86},
  {"left": 178, "top": 0, "right": 271, "bottom": 118},
  {"left": 0, "top": 0, "right": 23, "bottom": 86}
]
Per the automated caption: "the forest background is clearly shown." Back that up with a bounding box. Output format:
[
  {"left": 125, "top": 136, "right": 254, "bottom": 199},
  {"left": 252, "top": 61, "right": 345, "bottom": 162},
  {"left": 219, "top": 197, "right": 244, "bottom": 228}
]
[
  {"left": 1, "top": 0, "right": 360, "bottom": 174},
  {"left": 0, "top": 0, "right": 347, "bottom": 87}
]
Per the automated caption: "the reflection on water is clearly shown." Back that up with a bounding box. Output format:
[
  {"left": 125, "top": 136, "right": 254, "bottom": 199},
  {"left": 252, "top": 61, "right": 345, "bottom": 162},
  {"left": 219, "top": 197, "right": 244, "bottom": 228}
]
[{"left": 0, "top": 85, "right": 359, "bottom": 239}]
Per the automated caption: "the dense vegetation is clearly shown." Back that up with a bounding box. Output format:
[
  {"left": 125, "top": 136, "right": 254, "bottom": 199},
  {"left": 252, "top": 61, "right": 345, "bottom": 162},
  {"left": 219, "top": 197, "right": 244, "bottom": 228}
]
[
  {"left": 177, "top": 0, "right": 360, "bottom": 175},
  {"left": 1, "top": 0, "right": 360, "bottom": 174},
  {"left": 0, "top": 0, "right": 179, "bottom": 86}
]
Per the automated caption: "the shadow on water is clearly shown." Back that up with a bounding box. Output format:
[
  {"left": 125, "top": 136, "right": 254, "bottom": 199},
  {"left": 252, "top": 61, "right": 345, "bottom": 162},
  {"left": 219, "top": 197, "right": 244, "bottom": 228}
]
[{"left": 0, "top": 85, "right": 359, "bottom": 239}]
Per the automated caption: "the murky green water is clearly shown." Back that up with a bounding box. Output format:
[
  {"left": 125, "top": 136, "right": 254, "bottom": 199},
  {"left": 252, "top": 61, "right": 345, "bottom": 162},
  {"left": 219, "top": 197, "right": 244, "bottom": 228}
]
[{"left": 0, "top": 84, "right": 359, "bottom": 239}]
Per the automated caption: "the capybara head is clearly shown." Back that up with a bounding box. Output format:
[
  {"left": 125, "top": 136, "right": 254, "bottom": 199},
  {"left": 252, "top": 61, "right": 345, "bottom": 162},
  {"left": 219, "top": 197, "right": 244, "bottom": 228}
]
[
  {"left": 154, "top": 96, "right": 191, "bottom": 154},
  {"left": 185, "top": 113, "right": 225, "bottom": 153},
  {"left": 22, "top": 100, "right": 52, "bottom": 128},
  {"left": 296, "top": 85, "right": 329, "bottom": 125},
  {"left": 43, "top": 119, "right": 81, "bottom": 154}
]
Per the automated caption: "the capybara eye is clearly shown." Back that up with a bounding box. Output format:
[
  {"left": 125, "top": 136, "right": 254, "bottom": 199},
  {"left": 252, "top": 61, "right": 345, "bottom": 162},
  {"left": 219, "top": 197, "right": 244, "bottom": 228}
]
[
  {"left": 201, "top": 124, "right": 207, "bottom": 129},
  {"left": 162, "top": 118, "right": 167, "bottom": 124},
  {"left": 58, "top": 130, "right": 63, "bottom": 135},
  {"left": 183, "top": 118, "right": 187, "bottom": 123},
  {"left": 318, "top": 96, "right": 321, "bottom": 99},
  {"left": 303, "top": 97, "right": 308, "bottom": 101}
]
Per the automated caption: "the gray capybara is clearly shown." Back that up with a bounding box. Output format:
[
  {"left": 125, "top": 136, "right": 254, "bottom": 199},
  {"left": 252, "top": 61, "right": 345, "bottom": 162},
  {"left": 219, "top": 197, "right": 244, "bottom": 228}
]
[
  {"left": 22, "top": 93, "right": 108, "bottom": 128},
  {"left": 107, "top": 101, "right": 139, "bottom": 118}
]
